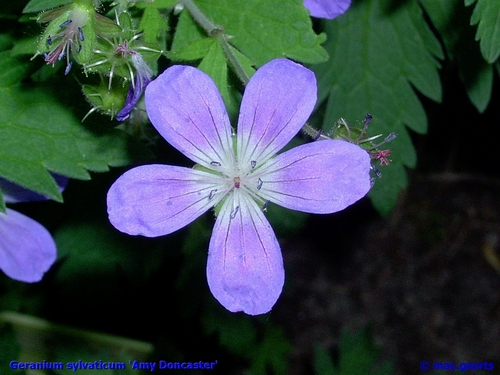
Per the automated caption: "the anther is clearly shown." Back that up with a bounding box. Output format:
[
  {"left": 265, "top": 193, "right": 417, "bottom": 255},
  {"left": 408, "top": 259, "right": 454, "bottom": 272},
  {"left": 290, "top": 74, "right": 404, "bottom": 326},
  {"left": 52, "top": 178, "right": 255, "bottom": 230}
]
[
  {"left": 78, "top": 27, "right": 84, "bottom": 41},
  {"left": 257, "top": 178, "right": 263, "bottom": 190},
  {"left": 47, "top": 36, "right": 52, "bottom": 46},
  {"left": 370, "top": 177, "right": 376, "bottom": 187},
  {"left": 313, "top": 129, "right": 324, "bottom": 141},
  {"left": 234, "top": 177, "right": 241, "bottom": 189},
  {"left": 64, "top": 61, "right": 73, "bottom": 75},
  {"left": 262, "top": 200, "right": 270, "bottom": 212},
  {"left": 370, "top": 164, "right": 382, "bottom": 178},
  {"left": 371, "top": 132, "right": 397, "bottom": 149},
  {"left": 363, "top": 113, "right": 372, "bottom": 126},
  {"left": 210, "top": 161, "right": 221, "bottom": 167},
  {"left": 251, "top": 160, "right": 256, "bottom": 169},
  {"left": 230, "top": 206, "right": 239, "bottom": 219},
  {"left": 59, "top": 19, "right": 73, "bottom": 28},
  {"left": 209, "top": 189, "right": 217, "bottom": 200},
  {"left": 77, "top": 43, "right": 82, "bottom": 53}
]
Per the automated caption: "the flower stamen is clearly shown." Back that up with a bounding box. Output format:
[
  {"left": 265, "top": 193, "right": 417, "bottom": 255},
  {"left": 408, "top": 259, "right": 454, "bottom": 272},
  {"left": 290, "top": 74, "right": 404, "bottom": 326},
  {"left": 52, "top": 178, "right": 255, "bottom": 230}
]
[
  {"left": 209, "top": 189, "right": 217, "bottom": 200},
  {"left": 257, "top": 178, "right": 263, "bottom": 190},
  {"left": 230, "top": 206, "right": 239, "bottom": 219},
  {"left": 262, "top": 200, "right": 270, "bottom": 212},
  {"left": 234, "top": 177, "right": 241, "bottom": 188}
]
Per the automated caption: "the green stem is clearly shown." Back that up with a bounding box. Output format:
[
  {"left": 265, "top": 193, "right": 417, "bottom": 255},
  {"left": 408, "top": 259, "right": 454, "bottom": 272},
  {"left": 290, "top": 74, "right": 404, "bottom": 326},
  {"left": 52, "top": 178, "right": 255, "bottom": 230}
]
[
  {"left": 178, "top": 0, "right": 221, "bottom": 36},
  {"left": 179, "top": 0, "right": 250, "bottom": 85},
  {"left": 215, "top": 34, "right": 251, "bottom": 85},
  {"left": 179, "top": 0, "right": 325, "bottom": 140}
]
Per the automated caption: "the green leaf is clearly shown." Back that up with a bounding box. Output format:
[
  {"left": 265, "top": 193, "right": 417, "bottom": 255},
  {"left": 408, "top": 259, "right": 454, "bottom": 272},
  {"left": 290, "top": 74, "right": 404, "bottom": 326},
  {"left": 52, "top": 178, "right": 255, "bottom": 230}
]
[
  {"left": 421, "top": 0, "right": 493, "bottom": 112},
  {"left": 167, "top": 37, "right": 216, "bottom": 61},
  {"left": 249, "top": 323, "right": 291, "bottom": 375},
  {"left": 198, "top": 41, "right": 240, "bottom": 120},
  {"left": 23, "top": 0, "right": 71, "bottom": 13},
  {"left": 170, "top": 7, "right": 205, "bottom": 52},
  {"left": 11, "top": 36, "right": 38, "bottom": 56},
  {"left": 0, "top": 191, "right": 5, "bottom": 213},
  {"left": 0, "top": 324, "right": 20, "bottom": 375},
  {"left": 314, "top": 345, "right": 336, "bottom": 375},
  {"left": 174, "top": 0, "right": 328, "bottom": 67},
  {"left": 0, "top": 52, "right": 151, "bottom": 201},
  {"left": 135, "top": 0, "right": 177, "bottom": 8},
  {"left": 139, "top": 5, "right": 169, "bottom": 43},
  {"left": 313, "top": 0, "right": 442, "bottom": 215},
  {"left": 336, "top": 326, "right": 394, "bottom": 375},
  {"left": 467, "top": 0, "right": 500, "bottom": 63}
]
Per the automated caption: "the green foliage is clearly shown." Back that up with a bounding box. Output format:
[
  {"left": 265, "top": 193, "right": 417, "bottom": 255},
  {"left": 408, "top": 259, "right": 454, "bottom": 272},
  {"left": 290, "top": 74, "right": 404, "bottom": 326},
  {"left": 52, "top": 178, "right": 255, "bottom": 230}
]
[
  {"left": 466, "top": 0, "right": 500, "bottom": 63},
  {"left": 170, "top": 0, "right": 326, "bottom": 89},
  {"left": 421, "top": 0, "right": 493, "bottom": 112},
  {"left": 0, "top": 324, "right": 20, "bottom": 375},
  {"left": 138, "top": 4, "right": 169, "bottom": 43},
  {"left": 314, "top": 326, "right": 393, "bottom": 375},
  {"left": 312, "top": 0, "right": 443, "bottom": 215},
  {"left": 23, "top": 0, "right": 71, "bottom": 13},
  {"left": 202, "top": 307, "right": 292, "bottom": 375},
  {"left": 194, "top": 0, "right": 328, "bottom": 66},
  {"left": 0, "top": 51, "right": 151, "bottom": 202}
]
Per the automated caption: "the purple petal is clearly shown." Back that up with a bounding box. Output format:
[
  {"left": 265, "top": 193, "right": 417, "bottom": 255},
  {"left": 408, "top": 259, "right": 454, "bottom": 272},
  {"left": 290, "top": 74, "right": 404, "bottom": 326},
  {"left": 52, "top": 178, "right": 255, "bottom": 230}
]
[
  {"left": 0, "top": 175, "right": 69, "bottom": 203},
  {"left": 107, "top": 164, "right": 222, "bottom": 237},
  {"left": 117, "top": 53, "right": 154, "bottom": 121},
  {"left": 207, "top": 193, "right": 284, "bottom": 315},
  {"left": 236, "top": 58, "right": 317, "bottom": 166},
  {"left": 259, "top": 140, "right": 371, "bottom": 213},
  {"left": 145, "top": 65, "right": 234, "bottom": 169},
  {"left": 0, "top": 209, "right": 56, "bottom": 282},
  {"left": 304, "top": 0, "right": 351, "bottom": 19}
]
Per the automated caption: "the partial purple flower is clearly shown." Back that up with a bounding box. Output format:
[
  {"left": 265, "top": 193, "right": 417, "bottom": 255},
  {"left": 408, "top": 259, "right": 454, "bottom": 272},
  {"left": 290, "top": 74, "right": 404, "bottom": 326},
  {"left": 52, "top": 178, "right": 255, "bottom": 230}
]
[
  {"left": 304, "top": 0, "right": 351, "bottom": 19},
  {"left": 107, "top": 58, "right": 371, "bottom": 315},
  {"left": 116, "top": 53, "right": 154, "bottom": 121},
  {"left": 0, "top": 177, "right": 67, "bottom": 282}
]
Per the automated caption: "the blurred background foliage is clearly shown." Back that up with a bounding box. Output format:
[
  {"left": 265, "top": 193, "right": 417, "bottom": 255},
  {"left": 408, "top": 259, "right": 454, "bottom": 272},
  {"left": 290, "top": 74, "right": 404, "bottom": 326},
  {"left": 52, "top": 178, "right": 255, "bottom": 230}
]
[{"left": 1, "top": 0, "right": 500, "bottom": 374}]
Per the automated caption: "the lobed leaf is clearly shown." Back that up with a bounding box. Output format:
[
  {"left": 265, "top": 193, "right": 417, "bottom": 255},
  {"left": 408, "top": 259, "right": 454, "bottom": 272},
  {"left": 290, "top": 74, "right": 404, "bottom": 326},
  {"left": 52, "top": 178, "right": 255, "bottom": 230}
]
[
  {"left": 313, "top": 0, "right": 443, "bottom": 215},
  {"left": 172, "top": 0, "right": 327, "bottom": 67},
  {"left": 139, "top": 5, "right": 169, "bottom": 44},
  {"left": 421, "top": 0, "right": 493, "bottom": 112},
  {"left": 0, "top": 52, "right": 151, "bottom": 202},
  {"left": 466, "top": 0, "right": 500, "bottom": 63}
]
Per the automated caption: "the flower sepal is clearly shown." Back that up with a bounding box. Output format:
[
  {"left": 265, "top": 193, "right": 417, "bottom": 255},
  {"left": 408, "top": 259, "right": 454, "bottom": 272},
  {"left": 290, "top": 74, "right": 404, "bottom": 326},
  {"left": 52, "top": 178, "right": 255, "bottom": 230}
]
[
  {"left": 36, "top": 3, "right": 95, "bottom": 73},
  {"left": 82, "top": 78, "right": 128, "bottom": 120},
  {"left": 327, "top": 114, "right": 397, "bottom": 171}
]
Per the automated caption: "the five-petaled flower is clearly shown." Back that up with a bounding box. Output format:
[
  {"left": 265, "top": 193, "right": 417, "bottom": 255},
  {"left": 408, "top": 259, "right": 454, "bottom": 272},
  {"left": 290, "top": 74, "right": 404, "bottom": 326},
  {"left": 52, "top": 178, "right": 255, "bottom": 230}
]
[
  {"left": 0, "top": 176, "right": 67, "bottom": 282},
  {"left": 304, "top": 0, "right": 351, "bottom": 19},
  {"left": 107, "top": 58, "right": 371, "bottom": 315}
]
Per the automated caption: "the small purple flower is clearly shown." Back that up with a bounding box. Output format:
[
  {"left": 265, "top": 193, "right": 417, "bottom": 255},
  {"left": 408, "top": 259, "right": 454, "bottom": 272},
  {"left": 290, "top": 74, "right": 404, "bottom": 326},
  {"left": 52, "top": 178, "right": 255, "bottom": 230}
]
[
  {"left": 116, "top": 53, "right": 154, "bottom": 121},
  {"left": 107, "top": 58, "right": 371, "bottom": 315},
  {"left": 304, "top": 0, "right": 351, "bottom": 19},
  {"left": 0, "top": 177, "right": 67, "bottom": 282}
]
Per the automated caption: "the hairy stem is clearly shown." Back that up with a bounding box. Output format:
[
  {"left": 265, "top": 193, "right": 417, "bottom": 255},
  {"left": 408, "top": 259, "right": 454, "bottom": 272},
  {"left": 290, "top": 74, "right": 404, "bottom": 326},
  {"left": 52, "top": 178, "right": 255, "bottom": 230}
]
[{"left": 179, "top": 0, "right": 325, "bottom": 140}]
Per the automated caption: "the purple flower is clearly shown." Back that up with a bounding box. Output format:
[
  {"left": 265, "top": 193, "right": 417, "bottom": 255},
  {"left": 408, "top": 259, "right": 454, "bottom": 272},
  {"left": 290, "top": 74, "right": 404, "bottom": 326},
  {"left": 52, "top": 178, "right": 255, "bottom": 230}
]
[
  {"left": 107, "top": 58, "right": 371, "bottom": 315},
  {"left": 0, "top": 177, "right": 67, "bottom": 282},
  {"left": 116, "top": 53, "right": 154, "bottom": 122},
  {"left": 304, "top": 0, "right": 351, "bottom": 19}
]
